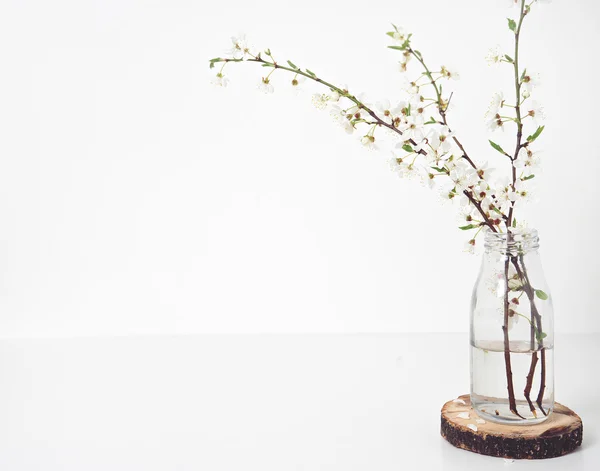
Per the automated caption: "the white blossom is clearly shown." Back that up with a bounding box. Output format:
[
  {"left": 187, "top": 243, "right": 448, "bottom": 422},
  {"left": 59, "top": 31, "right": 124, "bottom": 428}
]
[
  {"left": 411, "top": 101, "right": 428, "bottom": 120},
  {"left": 291, "top": 75, "right": 306, "bottom": 89},
  {"left": 400, "top": 115, "right": 425, "bottom": 142},
  {"left": 429, "top": 126, "right": 455, "bottom": 154},
  {"left": 522, "top": 73, "right": 540, "bottom": 93},
  {"left": 476, "top": 162, "right": 495, "bottom": 181},
  {"left": 513, "top": 178, "right": 533, "bottom": 202},
  {"left": 514, "top": 149, "right": 540, "bottom": 175},
  {"left": 258, "top": 77, "right": 274, "bottom": 94},
  {"left": 450, "top": 163, "right": 478, "bottom": 192},
  {"left": 400, "top": 77, "right": 420, "bottom": 96},
  {"left": 229, "top": 34, "right": 250, "bottom": 59},
  {"left": 389, "top": 154, "right": 418, "bottom": 179},
  {"left": 312, "top": 93, "right": 330, "bottom": 109},
  {"left": 493, "top": 178, "right": 516, "bottom": 212},
  {"left": 420, "top": 167, "right": 437, "bottom": 189},
  {"left": 486, "top": 92, "right": 504, "bottom": 118},
  {"left": 486, "top": 114, "right": 505, "bottom": 132},
  {"left": 441, "top": 65, "right": 460, "bottom": 80},
  {"left": 330, "top": 105, "right": 355, "bottom": 134},
  {"left": 507, "top": 310, "right": 519, "bottom": 330},
  {"left": 391, "top": 27, "right": 409, "bottom": 45},
  {"left": 525, "top": 100, "right": 544, "bottom": 124},
  {"left": 486, "top": 47, "right": 503, "bottom": 66},
  {"left": 211, "top": 73, "right": 229, "bottom": 87},
  {"left": 361, "top": 134, "right": 378, "bottom": 151},
  {"left": 329, "top": 90, "right": 341, "bottom": 103},
  {"left": 375, "top": 99, "right": 404, "bottom": 124}
]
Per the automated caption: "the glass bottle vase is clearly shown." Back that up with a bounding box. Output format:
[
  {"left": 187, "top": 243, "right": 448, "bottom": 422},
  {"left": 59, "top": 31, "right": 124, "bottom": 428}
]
[{"left": 470, "top": 229, "right": 554, "bottom": 425}]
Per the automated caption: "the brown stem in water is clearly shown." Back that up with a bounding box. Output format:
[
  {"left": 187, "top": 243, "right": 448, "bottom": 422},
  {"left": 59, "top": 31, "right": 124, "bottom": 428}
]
[
  {"left": 537, "top": 347, "right": 547, "bottom": 413},
  {"left": 503, "top": 257, "right": 523, "bottom": 418},
  {"left": 513, "top": 255, "right": 547, "bottom": 416},
  {"left": 524, "top": 351, "right": 539, "bottom": 416}
]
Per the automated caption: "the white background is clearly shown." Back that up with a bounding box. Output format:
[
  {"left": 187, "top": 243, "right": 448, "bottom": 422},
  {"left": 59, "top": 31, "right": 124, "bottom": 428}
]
[{"left": 1, "top": 0, "right": 599, "bottom": 338}]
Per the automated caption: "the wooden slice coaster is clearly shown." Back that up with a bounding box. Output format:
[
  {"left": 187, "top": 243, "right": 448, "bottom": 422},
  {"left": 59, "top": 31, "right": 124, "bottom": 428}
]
[{"left": 441, "top": 395, "right": 583, "bottom": 459}]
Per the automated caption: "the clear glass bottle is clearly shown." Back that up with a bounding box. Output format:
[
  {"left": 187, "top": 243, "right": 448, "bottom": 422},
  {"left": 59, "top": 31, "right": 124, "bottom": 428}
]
[{"left": 470, "top": 229, "right": 554, "bottom": 425}]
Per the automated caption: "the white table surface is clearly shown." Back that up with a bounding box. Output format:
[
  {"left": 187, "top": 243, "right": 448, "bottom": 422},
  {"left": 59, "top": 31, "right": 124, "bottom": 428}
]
[{"left": 0, "top": 333, "right": 597, "bottom": 470}]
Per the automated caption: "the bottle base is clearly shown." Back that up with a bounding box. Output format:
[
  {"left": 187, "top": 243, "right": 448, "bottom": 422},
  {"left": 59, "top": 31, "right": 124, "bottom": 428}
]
[{"left": 471, "top": 394, "right": 553, "bottom": 425}]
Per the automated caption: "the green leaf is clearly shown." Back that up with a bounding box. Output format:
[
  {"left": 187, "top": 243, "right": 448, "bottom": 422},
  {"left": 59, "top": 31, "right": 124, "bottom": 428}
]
[
  {"left": 264, "top": 48, "right": 272, "bottom": 56},
  {"left": 287, "top": 60, "right": 298, "bottom": 70},
  {"left": 386, "top": 31, "right": 395, "bottom": 38},
  {"left": 508, "top": 18, "right": 517, "bottom": 32},
  {"left": 432, "top": 166, "right": 447, "bottom": 173},
  {"left": 521, "top": 68, "right": 527, "bottom": 82},
  {"left": 387, "top": 45, "right": 406, "bottom": 51},
  {"left": 536, "top": 331, "right": 548, "bottom": 342},
  {"left": 305, "top": 69, "right": 316, "bottom": 77},
  {"left": 261, "top": 63, "right": 274, "bottom": 68},
  {"left": 413, "top": 49, "right": 422, "bottom": 58},
  {"left": 459, "top": 224, "right": 477, "bottom": 230},
  {"left": 522, "top": 174, "right": 535, "bottom": 181},
  {"left": 209, "top": 58, "right": 222, "bottom": 69},
  {"left": 406, "top": 103, "right": 411, "bottom": 117},
  {"left": 504, "top": 54, "right": 514, "bottom": 63},
  {"left": 512, "top": 218, "right": 517, "bottom": 228},
  {"left": 535, "top": 289, "right": 549, "bottom": 301},
  {"left": 391, "top": 23, "right": 399, "bottom": 32},
  {"left": 402, "top": 144, "right": 414, "bottom": 153},
  {"left": 489, "top": 140, "right": 506, "bottom": 155},
  {"left": 425, "top": 116, "right": 437, "bottom": 125},
  {"left": 527, "top": 125, "right": 545, "bottom": 143}
]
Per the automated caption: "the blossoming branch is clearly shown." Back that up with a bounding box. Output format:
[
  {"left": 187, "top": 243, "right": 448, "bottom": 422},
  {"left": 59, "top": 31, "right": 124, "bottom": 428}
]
[{"left": 209, "top": 0, "right": 549, "bottom": 255}]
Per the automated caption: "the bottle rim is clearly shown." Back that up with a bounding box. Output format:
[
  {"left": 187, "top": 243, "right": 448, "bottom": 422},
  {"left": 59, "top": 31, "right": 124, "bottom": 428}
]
[{"left": 484, "top": 228, "right": 539, "bottom": 253}]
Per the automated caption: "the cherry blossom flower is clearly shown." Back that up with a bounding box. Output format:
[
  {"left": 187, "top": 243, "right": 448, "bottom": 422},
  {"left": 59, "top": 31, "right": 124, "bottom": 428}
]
[
  {"left": 391, "top": 27, "right": 409, "bottom": 45},
  {"left": 522, "top": 73, "right": 540, "bottom": 93},
  {"left": 429, "top": 126, "right": 455, "bottom": 153},
  {"left": 486, "top": 92, "right": 504, "bottom": 118},
  {"left": 361, "top": 134, "right": 378, "bottom": 151},
  {"left": 514, "top": 149, "right": 540, "bottom": 175},
  {"left": 211, "top": 73, "right": 229, "bottom": 87},
  {"left": 525, "top": 101, "right": 545, "bottom": 124},
  {"left": 441, "top": 65, "right": 460, "bottom": 80},
  {"left": 486, "top": 114, "right": 504, "bottom": 132},
  {"left": 450, "top": 164, "right": 478, "bottom": 192},
  {"left": 400, "top": 77, "right": 420, "bottom": 96},
  {"left": 229, "top": 34, "right": 250, "bottom": 59},
  {"left": 258, "top": 77, "right": 274, "bottom": 94},
  {"left": 312, "top": 93, "right": 330, "bottom": 109},
  {"left": 476, "top": 162, "right": 494, "bottom": 181},
  {"left": 486, "top": 47, "right": 503, "bottom": 66},
  {"left": 291, "top": 75, "right": 306, "bottom": 89},
  {"left": 400, "top": 115, "right": 425, "bottom": 142},
  {"left": 375, "top": 99, "right": 404, "bottom": 124},
  {"left": 389, "top": 155, "right": 418, "bottom": 179},
  {"left": 329, "top": 105, "right": 355, "bottom": 134}
]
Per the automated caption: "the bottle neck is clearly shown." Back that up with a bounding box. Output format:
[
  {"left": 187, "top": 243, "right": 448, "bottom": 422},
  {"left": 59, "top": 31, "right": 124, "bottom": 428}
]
[{"left": 484, "top": 228, "right": 539, "bottom": 257}]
